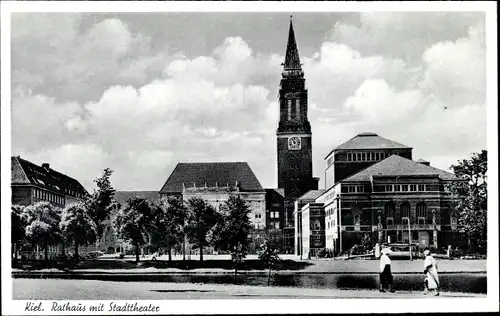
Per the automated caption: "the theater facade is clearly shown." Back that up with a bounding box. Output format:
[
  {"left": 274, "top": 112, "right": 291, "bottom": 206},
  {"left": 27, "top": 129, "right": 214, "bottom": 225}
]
[{"left": 295, "top": 133, "right": 466, "bottom": 258}]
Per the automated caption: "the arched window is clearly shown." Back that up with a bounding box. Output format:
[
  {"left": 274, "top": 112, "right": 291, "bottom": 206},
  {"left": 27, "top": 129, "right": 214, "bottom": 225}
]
[
  {"left": 400, "top": 202, "right": 410, "bottom": 225},
  {"left": 400, "top": 202, "right": 410, "bottom": 218},
  {"left": 416, "top": 202, "right": 427, "bottom": 225},
  {"left": 385, "top": 202, "right": 395, "bottom": 225}
]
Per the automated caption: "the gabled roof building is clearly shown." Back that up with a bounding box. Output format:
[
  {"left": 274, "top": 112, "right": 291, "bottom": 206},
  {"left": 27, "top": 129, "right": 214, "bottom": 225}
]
[{"left": 11, "top": 156, "right": 88, "bottom": 207}]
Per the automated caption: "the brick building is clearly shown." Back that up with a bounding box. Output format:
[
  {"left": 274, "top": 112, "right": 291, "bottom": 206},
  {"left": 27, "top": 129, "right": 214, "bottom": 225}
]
[
  {"left": 11, "top": 156, "right": 88, "bottom": 207},
  {"left": 11, "top": 156, "right": 89, "bottom": 258}
]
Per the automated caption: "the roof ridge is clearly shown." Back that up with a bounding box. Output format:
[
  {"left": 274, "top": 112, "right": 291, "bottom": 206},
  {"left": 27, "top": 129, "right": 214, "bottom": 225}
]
[
  {"left": 159, "top": 163, "right": 182, "bottom": 192},
  {"left": 341, "top": 155, "right": 457, "bottom": 182}
]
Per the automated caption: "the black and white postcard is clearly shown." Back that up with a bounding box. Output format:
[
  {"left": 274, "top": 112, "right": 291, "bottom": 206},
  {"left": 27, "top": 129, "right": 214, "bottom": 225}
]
[{"left": 1, "top": 1, "right": 498, "bottom": 315}]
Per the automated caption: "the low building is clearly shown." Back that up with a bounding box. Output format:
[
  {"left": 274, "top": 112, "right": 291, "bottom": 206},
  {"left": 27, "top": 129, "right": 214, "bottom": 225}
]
[
  {"left": 294, "top": 190, "right": 324, "bottom": 258},
  {"left": 265, "top": 188, "right": 285, "bottom": 248}
]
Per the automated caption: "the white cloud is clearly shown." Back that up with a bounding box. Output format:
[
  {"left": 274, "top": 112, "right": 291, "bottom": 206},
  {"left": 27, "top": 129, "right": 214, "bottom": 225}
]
[
  {"left": 420, "top": 23, "right": 486, "bottom": 107},
  {"left": 11, "top": 13, "right": 487, "bottom": 191}
]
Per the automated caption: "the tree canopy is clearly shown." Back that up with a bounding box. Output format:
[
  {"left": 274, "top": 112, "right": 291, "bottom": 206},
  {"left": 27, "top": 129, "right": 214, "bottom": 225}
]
[
  {"left": 60, "top": 203, "right": 97, "bottom": 259},
  {"left": 448, "top": 150, "right": 487, "bottom": 252},
  {"left": 185, "top": 197, "right": 220, "bottom": 263},
  {"left": 212, "top": 195, "right": 252, "bottom": 263},
  {"left": 150, "top": 197, "right": 186, "bottom": 260},
  {"left": 113, "top": 197, "right": 154, "bottom": 262},
  {"left": 11, "top": 205, "right": 27, "bottom": 260},
  {"left": 23, "top": 201, "right": 62, "bottom": 261},
  {"left": 86, "top": 168, "right": 116, "bottom": 238}
]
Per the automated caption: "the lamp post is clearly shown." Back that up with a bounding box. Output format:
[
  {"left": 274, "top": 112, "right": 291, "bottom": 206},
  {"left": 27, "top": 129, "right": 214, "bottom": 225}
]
[{"left": 408, "top": 214, "right": 412, "bottom": 261}]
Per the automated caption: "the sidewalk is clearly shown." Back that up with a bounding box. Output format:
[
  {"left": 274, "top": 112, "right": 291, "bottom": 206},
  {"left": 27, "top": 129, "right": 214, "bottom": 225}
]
[{"left": 13, "top": 278, "right": 486, "bottom": 300}]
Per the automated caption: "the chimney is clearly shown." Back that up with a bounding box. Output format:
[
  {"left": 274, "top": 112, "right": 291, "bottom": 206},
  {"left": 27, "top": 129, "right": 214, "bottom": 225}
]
[
  {"left": 417, "top": 159, "right": 430, "bottom": 166},
  {"left": 42, "top": 163, "right": 50, "bottom": 170}
]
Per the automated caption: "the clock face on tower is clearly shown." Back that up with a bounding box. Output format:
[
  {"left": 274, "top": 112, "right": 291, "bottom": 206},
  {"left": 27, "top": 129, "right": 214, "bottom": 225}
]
[{"left": 288, "top": 136, "right": 301, "bottom": 150}]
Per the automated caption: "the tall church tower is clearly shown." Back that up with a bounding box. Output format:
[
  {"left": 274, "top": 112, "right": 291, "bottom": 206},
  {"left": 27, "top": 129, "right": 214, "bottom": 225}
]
[{"left": 277, "top": 17, "right": 314, "bottom": 197}]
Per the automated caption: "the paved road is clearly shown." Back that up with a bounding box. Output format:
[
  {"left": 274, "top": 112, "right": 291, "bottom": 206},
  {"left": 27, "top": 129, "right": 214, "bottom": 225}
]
[{"left": 13, "top": 279, "right": 484, "bottom": 300}]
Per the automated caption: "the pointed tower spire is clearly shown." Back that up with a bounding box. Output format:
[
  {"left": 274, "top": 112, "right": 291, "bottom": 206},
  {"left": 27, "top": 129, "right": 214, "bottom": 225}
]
[{"left": 283, "top": 15, "right": 302, "bottom": 70}]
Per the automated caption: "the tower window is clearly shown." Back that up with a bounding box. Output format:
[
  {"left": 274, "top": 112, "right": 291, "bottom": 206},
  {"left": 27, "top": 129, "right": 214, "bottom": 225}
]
[
  {"left": 287, "top": 99, "right": 292, "bottom": 120},
  {"left": 295, "top": 99, "right": 300, "bottom": 120}
]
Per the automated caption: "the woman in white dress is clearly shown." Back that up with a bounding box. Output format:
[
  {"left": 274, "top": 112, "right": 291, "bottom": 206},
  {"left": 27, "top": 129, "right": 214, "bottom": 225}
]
[
  {"left": 379, "top": 248, "right": 395, "bottom": 293},
  {"left": 423, "top": 249, "right": 440, "bottom": 296}
]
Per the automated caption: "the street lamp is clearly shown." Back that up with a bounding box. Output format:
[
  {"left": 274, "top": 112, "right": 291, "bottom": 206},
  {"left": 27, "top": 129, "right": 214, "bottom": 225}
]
[{"left": 408, "top": 212, "right": 412, "bottom": 261}]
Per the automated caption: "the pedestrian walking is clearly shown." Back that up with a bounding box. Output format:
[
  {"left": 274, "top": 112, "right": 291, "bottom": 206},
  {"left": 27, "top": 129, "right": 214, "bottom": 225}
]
[
  {"left": 423, "top": 249, "right": 440, "bottom": 296},
  {"left": 379, "top": 247, "right": 395, "bottom": 293}
]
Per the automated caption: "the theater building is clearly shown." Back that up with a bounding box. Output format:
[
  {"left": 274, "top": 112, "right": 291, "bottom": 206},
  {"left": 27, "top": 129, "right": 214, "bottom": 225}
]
[{"left": 295, "top": 133, "right": 465, "bottom": 256}]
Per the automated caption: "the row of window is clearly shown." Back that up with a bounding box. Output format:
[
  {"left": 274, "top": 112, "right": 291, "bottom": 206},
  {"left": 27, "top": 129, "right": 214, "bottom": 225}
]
[
  {"left": 343, "top": 151, "right": 394, "bottom": 162},
  {"left": 383, "top": 184, "right": 427, "bottom": 192},
  {"left": 327, "top": 219, "right": 336, "bottom": 229},
  {"left": 287, "top": 99, "right": 301, "bottom": 121},
  {"left": 385, "top": 202, "right": 428, "bottom": 217},
  {"left": 254, "top": 223, "right": 264, "bottom": 229},
  {"left": 326, "top": 208, "right": 336, "bottom": 216},
  {"left": 269, "top": 211, "right": 280, "bottom": 219},
  {"left": 342, "top": 185, "right": 365, "bottom": 193},
  {"left": 33, "top": 188, "right": 64, "bottom": 205},
  {"left": 341, "top": 184, "right": 433, "bottom": 194},
  {"left": 254, "top": 213, "right": 262, "bottom": 219}
]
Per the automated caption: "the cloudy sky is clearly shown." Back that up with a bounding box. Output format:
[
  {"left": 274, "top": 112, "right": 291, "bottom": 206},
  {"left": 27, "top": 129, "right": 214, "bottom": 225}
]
[{"left": 11, "top": 11, "right": 487, "bottom": 191}]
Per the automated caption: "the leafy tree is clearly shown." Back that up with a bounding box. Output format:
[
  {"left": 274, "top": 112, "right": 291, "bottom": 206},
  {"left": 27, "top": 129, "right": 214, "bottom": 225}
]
[
  {"left": 113, "top": 198, "right": 154, "bottom": 262},
  {"left": 60, "top": 203, "right": 97, "bottom": 260},
  {"left": 86, "top": 168, "right": 116, "bottom": 241},
  {"left": 448, "top": 150, "right": 487, "bottom": 253},
  {"left": 212, "top": 195, "right": 252, "bottom": 281},
  {"left": 185, "top": 197, "right": 220, "bottom": 263},
  {"left": 150, "top": 197, "right": 186, "bottom": 261},
  {"left": 258, "top": 237, "right": 281, "bottom": 286},
  {"left": 23, "top": 201, "right": 62, "bottom": 262},
  {"left": 11, "top": 205, "right": 26, "bottom": 261}
]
